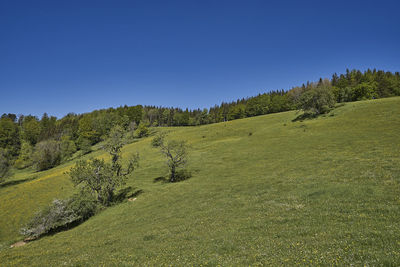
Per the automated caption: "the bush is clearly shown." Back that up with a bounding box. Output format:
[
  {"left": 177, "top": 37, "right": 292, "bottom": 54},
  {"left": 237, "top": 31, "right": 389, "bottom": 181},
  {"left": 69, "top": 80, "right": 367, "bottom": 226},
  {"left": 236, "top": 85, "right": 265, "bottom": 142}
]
[
  {"left": 298, "top": 86, "right": 336, "bottom": 115},
  {"left": 21, "top": 192, "right": 98, "bottom": 239},
  {"left": 21, "top": 199, "right": 75, "bottom": 238},
  {"left": 32, "top": 140, "right": 61, "bottom": 171},
  {"left": 68, "top": 191, "right": 99, "bottom": 220},
  {"left": 135, "top": 122, "right": 149, "bottom": 138},
  {"left": 13, "top": 158, "right": 26, "bottom": 170}
]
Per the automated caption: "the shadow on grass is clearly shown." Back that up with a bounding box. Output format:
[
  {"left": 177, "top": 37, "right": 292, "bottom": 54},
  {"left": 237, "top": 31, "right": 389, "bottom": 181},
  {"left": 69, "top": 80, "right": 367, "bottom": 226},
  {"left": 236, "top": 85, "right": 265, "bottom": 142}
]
[
  {"left": 293, "top": 105, "right": 342, "bottom": 122},
  {"left": 292, "top": 112, "right": 318, "bottom": 122},
  {"left": 153, "top": 170, "right": 193, "bottom": 183},
  {"left": 0, "top": 176, "right": 38, "bottom": 189},
  {"left": 113, "top": 186, "right": 143, "bottom": 203},
  {"left": 22, "top": 216, "right": 92, "bottom": 244},
  {"left": 153, "top": 176, "right": 169, "bottom": 183}
]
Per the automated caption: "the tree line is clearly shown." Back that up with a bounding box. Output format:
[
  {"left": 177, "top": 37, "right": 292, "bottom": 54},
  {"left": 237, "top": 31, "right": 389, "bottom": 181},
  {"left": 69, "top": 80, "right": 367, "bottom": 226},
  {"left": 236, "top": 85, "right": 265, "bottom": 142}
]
[{"left": 1, "top": 68, "right": 399, "bottom": 179}]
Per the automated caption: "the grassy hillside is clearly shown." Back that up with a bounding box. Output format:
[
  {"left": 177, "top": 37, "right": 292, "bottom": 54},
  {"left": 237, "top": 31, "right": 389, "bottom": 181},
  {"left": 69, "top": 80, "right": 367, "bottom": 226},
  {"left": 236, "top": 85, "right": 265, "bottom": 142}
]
[{"left": 1, "top": 97, "right": 400, "bottom": 265}]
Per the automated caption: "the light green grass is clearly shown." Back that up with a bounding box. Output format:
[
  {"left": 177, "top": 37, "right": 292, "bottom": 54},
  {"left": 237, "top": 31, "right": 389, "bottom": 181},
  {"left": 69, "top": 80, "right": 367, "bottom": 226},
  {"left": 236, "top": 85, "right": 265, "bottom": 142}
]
[{"left": 1, "top": 97, "right": 400, "bottom": 265}]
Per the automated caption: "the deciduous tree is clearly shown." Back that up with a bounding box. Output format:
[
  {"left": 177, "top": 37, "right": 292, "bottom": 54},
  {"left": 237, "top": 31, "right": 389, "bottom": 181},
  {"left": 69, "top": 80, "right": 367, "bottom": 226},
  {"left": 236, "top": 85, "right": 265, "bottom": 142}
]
[
  {"left": 158, "top": 137, "right": 188, "bottom": 182},
  {"left": 69, "top": 126, "right": 139, "bottom": 205}
]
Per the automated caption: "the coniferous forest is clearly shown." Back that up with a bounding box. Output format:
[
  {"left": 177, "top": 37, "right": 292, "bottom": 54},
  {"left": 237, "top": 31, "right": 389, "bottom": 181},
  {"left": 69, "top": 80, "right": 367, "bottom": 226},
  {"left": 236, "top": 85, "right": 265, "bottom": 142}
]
[{"left": 0, "top": 69, "right": 399, "bottom": 174}]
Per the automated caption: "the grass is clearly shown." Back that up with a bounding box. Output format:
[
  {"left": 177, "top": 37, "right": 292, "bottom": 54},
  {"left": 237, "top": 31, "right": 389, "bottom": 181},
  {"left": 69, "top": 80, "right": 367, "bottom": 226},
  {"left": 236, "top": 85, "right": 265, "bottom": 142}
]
[{"left": 0, "top": 97, "right": 400, "bottom": 265}]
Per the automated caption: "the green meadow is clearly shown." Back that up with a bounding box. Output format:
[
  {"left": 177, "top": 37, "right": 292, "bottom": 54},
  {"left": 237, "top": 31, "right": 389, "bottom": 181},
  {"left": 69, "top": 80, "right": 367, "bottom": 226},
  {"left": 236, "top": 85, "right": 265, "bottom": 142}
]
[{"left": 0, "top": 97, "right": 400, "bottom": 265}]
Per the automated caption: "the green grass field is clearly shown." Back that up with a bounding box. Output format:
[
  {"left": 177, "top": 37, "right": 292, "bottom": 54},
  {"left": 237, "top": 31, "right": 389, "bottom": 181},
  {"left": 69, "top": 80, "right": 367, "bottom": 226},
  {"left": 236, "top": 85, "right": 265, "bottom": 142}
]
[{"left": 1, "top": 97, "right": 400, "bottom": 265}]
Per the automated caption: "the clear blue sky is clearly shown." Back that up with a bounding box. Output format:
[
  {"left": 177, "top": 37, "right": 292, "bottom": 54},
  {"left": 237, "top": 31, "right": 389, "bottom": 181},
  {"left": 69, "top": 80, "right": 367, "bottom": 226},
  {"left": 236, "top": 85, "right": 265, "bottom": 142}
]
[{"left": 1, "top": 0, "right": 399, "bottom": 118}]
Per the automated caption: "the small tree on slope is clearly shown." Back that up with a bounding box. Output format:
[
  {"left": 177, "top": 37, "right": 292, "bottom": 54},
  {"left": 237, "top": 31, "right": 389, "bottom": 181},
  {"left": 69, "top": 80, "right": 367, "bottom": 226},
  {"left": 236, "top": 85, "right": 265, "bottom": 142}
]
[
  {"left": 69, "top": 125, "right": 139, "bottom": 206},
  {"left": 153, "top": 133, "right": 189, "bottom": 182}
]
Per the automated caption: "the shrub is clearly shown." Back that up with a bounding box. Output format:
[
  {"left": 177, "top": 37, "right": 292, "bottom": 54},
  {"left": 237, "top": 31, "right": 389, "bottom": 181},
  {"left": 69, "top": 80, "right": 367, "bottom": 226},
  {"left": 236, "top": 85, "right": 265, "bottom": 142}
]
[
  {"left": 13, "top": 158, "right": 26, "bottom": 170},
  {"left": 21, "top": 199, "right": 76, "bottom": 238},
  {"left": 135, "top": 122, "right": 149, "bottom": 138},
  {"left": 298, "top": 85, "right": 336, "bottom": 115},
  {"left": 68, "top": 191, "right": 99, "bottom": 220},
  {"left": 21, "top": 192, "right": 99, "bottom": 239},
  {"left": 32, "top": 140, "right": 62, "bottom": 171}
]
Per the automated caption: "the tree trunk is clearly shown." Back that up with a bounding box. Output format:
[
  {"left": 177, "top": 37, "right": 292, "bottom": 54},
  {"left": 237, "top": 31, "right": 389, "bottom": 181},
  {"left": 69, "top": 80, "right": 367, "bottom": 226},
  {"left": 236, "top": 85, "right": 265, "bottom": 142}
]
[{"left": 170, "top": 165, "right": 176, "bottom": 182}]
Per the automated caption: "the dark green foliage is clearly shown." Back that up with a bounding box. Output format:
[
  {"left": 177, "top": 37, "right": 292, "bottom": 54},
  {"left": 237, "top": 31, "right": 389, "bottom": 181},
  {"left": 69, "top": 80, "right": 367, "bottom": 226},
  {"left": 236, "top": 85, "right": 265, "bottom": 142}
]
[
  {"left": 330, "top": 69, "right": 400, "bottom": 102},
  {"left": 173, "top": 110, "right": 190, "bottom": 126},
  {"left": 60, "top": 135, "right": 77, "bottom": 160},
  {"left": 57, "top": 113, "right": 79, "bottom": 141},
  {"left": 298, "top": 86, "right": 336, "bottom": 115},
  {"left": 32, "top": 140, "right": 62, "bottom": 171},
  {"left": 332, "top": 86, "right": 353, "bottom": 102},
  {"left": 77, "top": 136, "right": 92, "bottom": 155},
  {"left": 245, "top": 94, "right": 271, "bottom": 117},
  {"left": 227, "top": 104, "right": 246, "bottom": 120},
  {"left": 39, "top": 113, "right": 57, "bottom": 141},
  {"left": 21, "top": 116, "right": 41, "bottom": 145},
  {"left": 126, "top": 105, "right": 143, "bottom": 125},
  {"left": 0, "top": 117, "right": 20, "bottom": 156},
  {"left": 14, "top": 141, "right": 33, "bottom": 169},
  {"left": 0, "top": 149, "right": 10, "bottom": 182},
  {"left": 353, "top": 82, "right": 378, "bottom": 100},
  {"left": 68, "top": 191, "right": 99, "bottom": 219},
  {"left": 78, "top": 115, "right": 101, "bottom": 144},
  {"left": 118, "top": 115, "right": 131, "bottom": 130}
]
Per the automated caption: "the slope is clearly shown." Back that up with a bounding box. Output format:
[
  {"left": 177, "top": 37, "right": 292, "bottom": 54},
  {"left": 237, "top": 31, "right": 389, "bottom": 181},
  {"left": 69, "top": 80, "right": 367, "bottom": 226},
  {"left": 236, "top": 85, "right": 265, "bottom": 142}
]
[{"left": 0, "top": 97, "right": 400, "bottom": 265}]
